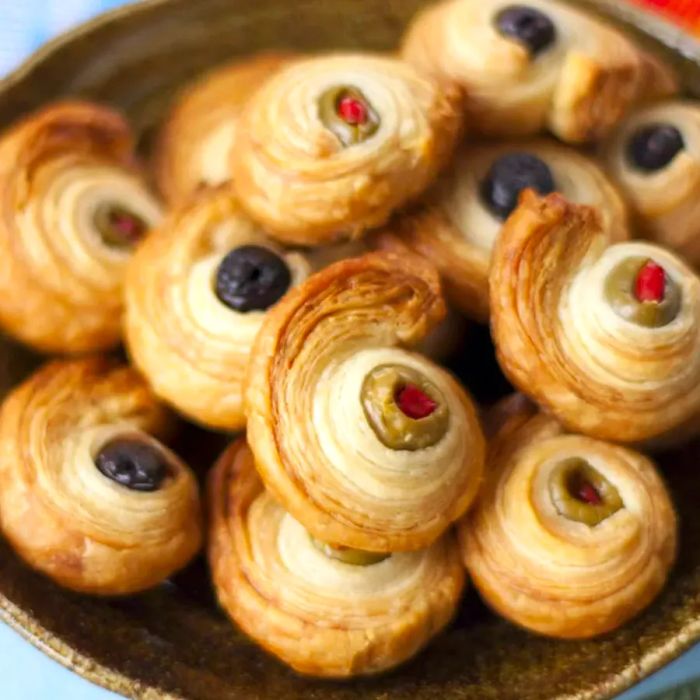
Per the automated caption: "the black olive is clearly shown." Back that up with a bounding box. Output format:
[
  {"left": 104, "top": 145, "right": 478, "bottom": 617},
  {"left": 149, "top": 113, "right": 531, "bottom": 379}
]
[
  {"left": 215, "top": 245, "right": 292, "bottom": 313},
  {"left": 95, "top": 438, "right": 168, "bottom": 492},
  {"left": 480, "top": 152, "right": 556, "bottom": 220},
  {"left": 626, "top": 123, "right": 685, "bottom": 172},
  {"left": 495, "top": 5, "right": 557, "bottom": 56}
]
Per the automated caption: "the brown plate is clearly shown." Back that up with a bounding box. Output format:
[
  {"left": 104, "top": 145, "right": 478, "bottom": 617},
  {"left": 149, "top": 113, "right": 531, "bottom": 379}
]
[{"left": 1, "top": 1, "right": 700, "bottom": 699}]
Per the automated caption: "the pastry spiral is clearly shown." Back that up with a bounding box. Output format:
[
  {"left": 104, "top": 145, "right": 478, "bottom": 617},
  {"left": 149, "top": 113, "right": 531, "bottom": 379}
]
[
  {"left": 460, "top": 396, "right": 677, "bottom": 639},
  {"left": 231, "top": 53, "right": 463, "bottom": 245},
  {"left": 402, "top": 0, "right": 677, "bottom": 143},
  {"left": 208, "top": 439, "right": 465, "bottom": 677},
  {"left": 154, "top": 53, "right": 291, "bottom": 205},
  {"left": 384, "top": 140, "right": 628, "bottom": 320},
  {"left": 0, "top": 101, "right": 163, "bottom": 353},
  {"left": 0, "top": 357, "right": 202, "bottom": 595},
  {"left": 125, "top": 187, "right": 363, "bottom": 431},
  {"left": 602, "top": 100, "right": 700, "bottom": 267},
  {"left": 490, "top": 191, "right": 700, "bottom": 443},
  {"left": 245, "top": 252, "right": 485, "bottom": 552}
]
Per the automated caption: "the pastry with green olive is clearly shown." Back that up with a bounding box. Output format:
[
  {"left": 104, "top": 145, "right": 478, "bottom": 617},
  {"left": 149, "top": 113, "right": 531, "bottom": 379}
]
[
  {"left": 231, "top": 54, "right": 463, "bottom": 245},
  {"left": 402, "top": 0, "right": 677, "bottom": 143},
  {"left": 0, "top": 357, "right": 202, "bottom": 595},
  {"left": 0, "top": 101, "right": 162, "bottom": 353},
  {"left": 208, "top": 439, "right": 465, "bottom": 677},
  {"left": 382, "top": 140, "right": 628, "bottom": 320},
  {"left": 245, "top": 252, "right": 485, "bottom": 552},
  {"left": 460, "top": 396, "right": 677, "bottom": 639},
  {"left": 490, "top": 191, "right": 700, "bottom": 443}
]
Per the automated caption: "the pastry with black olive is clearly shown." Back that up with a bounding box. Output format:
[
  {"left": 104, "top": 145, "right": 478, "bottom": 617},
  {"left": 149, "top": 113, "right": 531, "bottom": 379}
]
[
  {"left": 0, "top": 357, "right": 202, "bottom": 595},
  {"left": 490, "top": 191, "right": 700, "bottom": 443},
  {"left": 154, "top": 53, "right": 291, "bottom": 205},
  {"left": 245, "top": 252, "right": 485, "bottom": 552},
  {"left": 125, "top": 188, "right": 364, "bottom": 431},
  {"left": 385, "top": 140, "right": 628, "bottom": 320},
  {"left": 402, "top": 0, "right": 678, "bottom": 143},
  {"left": 602, "top": 100, "right": 700, "bottom": 267},
  {"left": 460, "top": 397, "right": 677, "bottom": 639},
  {"left": 231, "top": 53, "right": 463, "bottom": 245},
  {"left": 0, "top": 101, "right": 162, "bottom": 353},
  {"left": 208, "top": 439, "right": 465, "bottom": 677}
]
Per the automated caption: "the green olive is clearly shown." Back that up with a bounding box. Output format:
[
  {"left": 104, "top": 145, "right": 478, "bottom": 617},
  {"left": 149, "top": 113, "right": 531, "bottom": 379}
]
[
  {"left": 318, "top": 85, "right": 380, "bottom": 147},
  {"left": 548, "top": 457, "right": 624, "bottom": 526},
  {"left": 94, "top": 202, "right": 147, "bottom": 248},
  {"left": 311, "top": 537, "right": 389, "bottom": 566},
  {"left": 604, "top": 257, "right": 681, "bottom": 328},
  {"left": 361, "top": 364, "right": 449, "bottom": 451}
]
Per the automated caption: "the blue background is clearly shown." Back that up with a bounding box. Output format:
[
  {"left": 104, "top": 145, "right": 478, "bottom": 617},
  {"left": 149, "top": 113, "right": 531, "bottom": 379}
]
[{"left": 0, "top": 1, "right": 698, "bottom": 698}]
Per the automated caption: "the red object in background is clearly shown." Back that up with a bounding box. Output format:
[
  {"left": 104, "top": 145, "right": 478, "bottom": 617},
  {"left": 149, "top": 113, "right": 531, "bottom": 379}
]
[{"left": 630, "top": 0, "right": 700, "bottom": 32}]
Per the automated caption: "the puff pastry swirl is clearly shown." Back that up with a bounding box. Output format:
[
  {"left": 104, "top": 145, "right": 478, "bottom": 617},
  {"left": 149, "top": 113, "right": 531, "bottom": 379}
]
[
  {"left": 125, "top": 187, "right": 363, "bottom": 430},
  {"left": 490, "top": 191, "right": 700, "bottom": 443},
  {"left": 402, "top": 0, "right": 677, "bottom": 143},
  {"left": 385, "top": 140, "right": 628, "bottom": 320},
  {"left": 460, "top": 396, "right": 677, "bottom": 639},
  {"left": 602, "top": 100, "right": 700, "bottom": 267},
  {"left": 208, "top": 439, "right": 465, "bottom": 677},
  {"left": 0, "top": 357, "right": 202, "bottom": 595},
  {"left": 0, "top": 101, "right": 163, "bottom": 353},
  {"left": 231, "top": 53, "right": 463, "bottom": 245},
  {"left": 154, "top": 53, "right": 291, "bottom": 205},
  {"left": 245, "top": 252, "right": 485, "bottom": 552}
]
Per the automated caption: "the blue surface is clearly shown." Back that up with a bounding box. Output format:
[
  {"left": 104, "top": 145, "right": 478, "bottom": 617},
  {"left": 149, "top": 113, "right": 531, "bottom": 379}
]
[{"left": 0, "top": 1, "right": 698, "bottom": 698}]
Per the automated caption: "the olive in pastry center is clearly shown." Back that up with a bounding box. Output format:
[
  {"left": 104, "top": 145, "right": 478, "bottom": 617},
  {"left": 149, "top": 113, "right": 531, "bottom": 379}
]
[
  {"left": 311, "top": 537, "right": 389, "bottom": 566},
  {"left": 319, "top": 85, "right": 380, "bottom": 147},
  {"left": 480, "top": 153, "right": 556, "bottom": 220},
  {"left": 548, "top": 458, "right": 623, "bottom": 527},
  {"left": 605, "top": 257, "right": 681, "bottom": 328},
  {"left": 94, "top": 202, "right": 147, "bottom": 248},
  {"left": 362, "top": 364, "right": 449, "bottom": 451},
  {"left": 626, "top": 123, "right": 685, "bottom": 172},
  {"left": 95, "top": 437, "right": 168, "bottom": 492},
  {"left": 495, "top": 5, "right": 557, "bottom": 56},
  {"left": 215, "top": 245, "right": 291, "bottom": 312}
]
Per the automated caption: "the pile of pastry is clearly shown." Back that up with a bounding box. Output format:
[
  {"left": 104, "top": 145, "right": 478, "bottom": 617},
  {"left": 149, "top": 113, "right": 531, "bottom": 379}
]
[{"left": 0, "top": 0, "right": 695, "bottom": 679}]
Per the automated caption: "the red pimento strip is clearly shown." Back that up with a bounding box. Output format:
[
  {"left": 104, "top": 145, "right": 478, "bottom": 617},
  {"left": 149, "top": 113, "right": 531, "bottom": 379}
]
[
  {"left": 396, "top": 384, "right": 438, "bottom": 420},
  {"left": 110, "top": 211, "right": 145, "bottom": 242},
  {"left": 635, "top": 261, "right": 666, "bottom": 303},
  {"left": 577, "top": 482, "right": 603, "bottom": 506},
  {"left": 337, "top": 95, "right": 369, "bottom": 125}
]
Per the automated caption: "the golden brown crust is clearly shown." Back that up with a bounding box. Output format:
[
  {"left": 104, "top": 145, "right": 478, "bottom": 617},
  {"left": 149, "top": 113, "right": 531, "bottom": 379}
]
[
  {"left": 208, "top": 440, "right": 465, "bottom": 677},
  {"left": 0, "top": 357, "right": 202, "bottom": 595},
  {"left": 602, "top": 100, "right": 700, "bottom": 267},
  {"left": 381, "top": 139, "right": 628, "bottom": 321},
  {"left": 489, "top": 191, "right": 700, "bottom": 443},
  {"left": 125, "top": 187, "right": 365, "bottom": 430},
  {"left": 245, "top": 252, "right": 485, "bottom": 551},
  {"left": 231, "top": 53, "right": 463, "bottom": 245},
  {"left": 154, "top": 53, "right": 292, "bottom": 205},
  {"left": 0, "top": 101, "right": 162, "bottom": 353},
  {"left": 459, "top": 397, "right": 677, "bottom": 639},
  {"left": 402, "top": 0, "right": 678, "bottom": 144}
]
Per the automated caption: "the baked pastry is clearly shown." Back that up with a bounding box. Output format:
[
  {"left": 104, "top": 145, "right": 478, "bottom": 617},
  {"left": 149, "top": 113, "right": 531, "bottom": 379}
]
[
  {"left": 0, "top": 101, "right": 162, "bottom": 354},
  {"left": 402, "top": 0, "right": 677, "bottom": 143},
  {"left": 125, "top": 187, "right": 366, "bottom": 431},
  {"left": 154, "top": 53, "right": 291, "bottom": 205},
  {"left": 602, "top": 100, "right": 700, "bottom": 267},
  {"left": 208, "top": 439, "right": 465, "bottom": 677},
  {"left": 490, "top": 191, "right": 700, "bottom": 443},
  {"left": 245, "top": 252, "right": 485, "bottom": 552},
  {"left": 383, "top": 140, "right": 628, "bottom": 320},
  {"left": 460, "top": 396, "right": 677, "bottom": 639},
  {"left": 0, "top": 357, "right": 202, "bottom": 595},
  {"left": 231, "top": 53, "right": 463, "bottom": 245}
]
